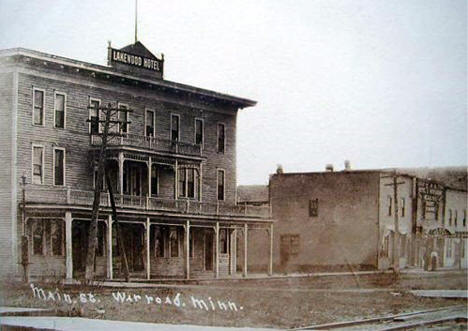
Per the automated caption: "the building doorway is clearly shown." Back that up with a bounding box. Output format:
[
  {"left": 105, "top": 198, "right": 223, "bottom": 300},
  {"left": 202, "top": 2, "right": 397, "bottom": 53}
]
[{"left": 205, "top": 231, "right": 213, "bottom": 271}]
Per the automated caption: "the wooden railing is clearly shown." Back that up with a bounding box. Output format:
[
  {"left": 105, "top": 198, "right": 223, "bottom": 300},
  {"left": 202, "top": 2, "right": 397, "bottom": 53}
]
[
  {"left": 25, "top": 186, "right": 270, "bottom": 218},
  {"left": 90, "top": 133, "right": 202, "bottom": 157}
]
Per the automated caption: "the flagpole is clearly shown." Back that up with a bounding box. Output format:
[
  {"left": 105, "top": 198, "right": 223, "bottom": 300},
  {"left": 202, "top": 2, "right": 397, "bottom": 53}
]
[{"left": 134, "top": 0, "right": 138, "bottom": 42}]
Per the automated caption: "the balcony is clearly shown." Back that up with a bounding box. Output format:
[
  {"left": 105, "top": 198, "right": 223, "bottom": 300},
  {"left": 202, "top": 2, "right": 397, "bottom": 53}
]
[
  {"left": 90, "top": 133, "right": 202, "bottom": 157},
  {"left": 24, "top": 186, "right": 271, "bottom": 219}
]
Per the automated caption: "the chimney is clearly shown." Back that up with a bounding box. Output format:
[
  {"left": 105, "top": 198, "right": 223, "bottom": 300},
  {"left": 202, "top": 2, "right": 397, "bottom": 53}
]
[
  {"left": 344, "top": 160, "right": 351, "bottom": 171},
  {"left": 325, "top": 164, "right": 334, "bottom": 172}
]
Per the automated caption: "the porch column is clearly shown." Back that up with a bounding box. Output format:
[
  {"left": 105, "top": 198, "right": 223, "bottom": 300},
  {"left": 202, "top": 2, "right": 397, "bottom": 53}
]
[
  {"left": 230, "top": 229, "right": 237, "bottom": 275},
  {"left": 65, "top": 211, "right": 73, "bottom": 280},
  {"left": 146, "top": 217, "right": 151, "bottom": 280},
  {"left": 147, "top": 157, "right": 152, "bottom": 198},
  {"left": 174, "top": 160, "right": 178, "bottom": 199},
  {"left": 243, "top": 223, "right": 248, "bottom": 277},
  {"left": 119, "top": 152, "right": 124, "bottom": 203},
  {"left": 199, "top": 164, "right": 203, "bottom": 202},
  {"left": 269, "top": 223, "right": 273, "bottom": 276},
  {"left": 185, "top": 220, "right": 190, "bottom": 280},
  {"left": 215, "top": 222, "right": 219, "bottom": 278},
  {"left": 107, "top": 215, "right": 113, "bottom": 279}
]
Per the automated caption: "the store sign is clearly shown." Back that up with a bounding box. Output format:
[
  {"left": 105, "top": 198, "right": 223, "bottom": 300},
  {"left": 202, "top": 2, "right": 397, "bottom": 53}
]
[
  {"left": 110, "top": 48, "right": 163, "bottom": 73},
  {"left": 418, "top": 180, "right": 444, "bottom": 218}
]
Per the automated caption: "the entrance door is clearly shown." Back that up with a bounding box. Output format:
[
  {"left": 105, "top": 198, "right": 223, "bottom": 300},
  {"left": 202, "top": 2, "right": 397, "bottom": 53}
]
[{"left": 205, "top": 232, "right": 213, "bottom": 271}]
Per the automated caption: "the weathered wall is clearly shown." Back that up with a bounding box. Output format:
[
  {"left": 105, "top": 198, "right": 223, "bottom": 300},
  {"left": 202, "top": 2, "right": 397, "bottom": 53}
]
[
  {"left": 264, "top": 171, "right": 381, "bottom": 272},
  {"left": 0, "top": 70, "right": 17, "bottom": 278}
]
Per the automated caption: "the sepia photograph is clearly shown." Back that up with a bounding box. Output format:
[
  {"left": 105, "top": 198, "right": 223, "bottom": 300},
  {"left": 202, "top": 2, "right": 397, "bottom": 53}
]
[{"left": 0, "top": 0, "right": 466, "bottom": 330}]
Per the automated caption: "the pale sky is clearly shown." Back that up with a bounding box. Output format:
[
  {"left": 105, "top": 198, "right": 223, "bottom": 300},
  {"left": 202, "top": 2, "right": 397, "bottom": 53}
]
[{"left": 0, "top": 0, "right": 466, "bottom": 185}]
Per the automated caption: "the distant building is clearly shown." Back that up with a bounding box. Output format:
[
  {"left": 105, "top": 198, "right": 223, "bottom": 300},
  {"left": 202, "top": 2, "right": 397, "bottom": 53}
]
[
  {"left": 0, "top": 41, "right": 273, "bottom": 281},
  {"left": 245, "top": 166, "right": 467, "bottom": 273}
]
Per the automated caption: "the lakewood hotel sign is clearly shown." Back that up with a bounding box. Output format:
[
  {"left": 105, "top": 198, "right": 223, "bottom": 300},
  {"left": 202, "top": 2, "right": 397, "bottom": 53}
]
[{"left": 110, "top": 48, "right": 163, "bottom": 73}]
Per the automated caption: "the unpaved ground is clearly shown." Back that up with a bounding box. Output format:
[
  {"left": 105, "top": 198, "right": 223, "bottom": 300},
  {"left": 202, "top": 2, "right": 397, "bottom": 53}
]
[{"left": 1, "top": 271, "right": 466, "bottom": 329}]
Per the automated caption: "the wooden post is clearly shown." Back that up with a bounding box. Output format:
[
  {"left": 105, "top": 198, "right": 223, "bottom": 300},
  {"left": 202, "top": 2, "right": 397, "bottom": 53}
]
[
  {"left": 107, "top": 215, "right": 113, "bottom": 279},
  {"left": 119, "top": 152, "right": 124, "bottom": 203},
  {"left": 65, "top": 211, "right": 73, "bottom": 280},
  {"left": 185, "top": 220, "right": 190, "bottom": 280},
  {"left": 269, "top": 223, "right": 273, "bottom": 276},
  {"left": 174, "top": 160, "right": 178, "bottom": 199},
  {"left": 215, "top": 222, "right": 219, "bottom": 278},
  {"left": 147, "top": 157, "right": 152, "bottom": 198},
  {"left": 146, "top": 217, "right": 150, "bottom": 280},
  {"left": 243, "top": 223, "right": 248, "bottom": 277}
]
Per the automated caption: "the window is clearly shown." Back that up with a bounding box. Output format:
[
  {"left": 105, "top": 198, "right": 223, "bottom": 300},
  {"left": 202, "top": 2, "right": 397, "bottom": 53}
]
[
  {"left": 219, "top": 229, "right": 228, "bottom": 254},
  {"left": 464, "top": 210, "right": 466, "bottom": 227},
  {"left": 32, "top": 221, "right": 44, "bottom": 255},
  {"left": 54, "top": 92, "right": 66, "bottom": 128},
  {"left": 401, "top": 197, "right": 405, "bottom": 217},
  {"left": 151, "top": 165, "right": 158, "bottom": 196},
  {"left": 387, "top": 196, "right": 392, "bottom": 216},
  {"left": 309, "top": 199, "right": 318, "bottom": 217},
  {"left": 195, "top": 119, "right": 203, "bottom": 145},
  {"left": 446, "top": 239, "right": 452, "bottom": 258},
  {"left": 217, "top": 123, "right": 225, "bottom": 153},
  {"left": 29, "top": 219, "right": 64, "bottom": 256},
  {"left": 449, "top": 209, "right": 452, "bottom": 226},
  {"left": 50, "top": 220, "right": 64, "bottom": 256},
  {"left": 89, "top": 98, "right": 100, "bottom": 134},
  {"left": 53, "top": 148, "right": 65, "bottom": 186},
  {"left": 171, "top": 114, "right": 179, "bottom": 141},
  {"left": 178, "top": 168, "right": 197, "bottom": 198},
  {"left": 33, "top": 88, "right": 45, "bottom": 126},
  {"left": 32, "top": 146, "right": 44, "bottom": 184},
  {"left": 217, "top": 169, "right": 225, "bottom": 201},
  {"left": 151, "top": 226, "right": 165, "bottom": 258},
  {"left": 170, "top": 227, "right": 179, "bottom": 257},
  {"left": 145, "top": 109, "right": 154, "bottom": 137},
  {"left": 118, "top": 103, "right": 129, "bottom": 134},
  {"left": 454, "top": 210, "right": 458, "bottom": 227},
  {"left": 399, "top": 234, "right": 407, "bottom": 257}
]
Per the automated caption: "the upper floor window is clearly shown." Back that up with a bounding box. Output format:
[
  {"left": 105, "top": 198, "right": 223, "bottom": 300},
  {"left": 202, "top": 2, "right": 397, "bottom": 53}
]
[
  {"left": 454, "top": 210, "right": 458, "bottom": 227},
  {"left": 32, "top": 145, "right": 44, "bottom": 184},
  {"left": 401, "top": 197, "right": 405, "bottom": 217},
  {"left": 464, "top": 210, "right": 466, "bottom": 227},
  {"left": 448, "top": 209, "right": 452, "bottom": 226},
  {"left": 171, "top": 114, "right": 180, "bottom": 141},
  {"left": 118, "top": 103, "right": 129, "bottom": 134},
  {"left": 170, "top": 227, "right": 179, "bottom": 257},
  {"left": 217, "top": 123, "right": 225, "bottom": 153},
  {"left": 217, "top": 169, "right": 225, "bottom": 201},
  {"left": 33, "top": 88, "right": 45, "bottom": 126},
  {"left": 53, "top": 148, "right": 65, "bottom": 186},
  {"left": 387, "top": 196, "right": 392, "bottom": 216},
  {"left": 309, "top": 198, "right": 318, "bottom": 217},
  {"left": 178, "top": 168, "right": 197, "bottom": 199},
  {"left": 89, "top": 98, "right": 100, "bottom": 134},
  {"left": 195, "top": 119, "right": 204, "bottom": 145},
  {"left": 145, "top": 109, "right": 154, "bottom": 137},
  {"left": 219, "top": 229, "right": 228, "bottom": 254},
  {"left": 54, "top": 92, "right": 66, "bottom": 128}
]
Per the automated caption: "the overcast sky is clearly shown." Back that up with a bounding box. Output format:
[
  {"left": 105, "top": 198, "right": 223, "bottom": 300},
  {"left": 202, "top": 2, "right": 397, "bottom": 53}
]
[{"left": 1, "top": 0, "right": 466, "bottom": 185}]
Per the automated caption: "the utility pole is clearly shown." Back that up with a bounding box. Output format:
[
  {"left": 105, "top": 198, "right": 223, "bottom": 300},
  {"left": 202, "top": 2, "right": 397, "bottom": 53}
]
[
  {"left": 383, "top": 170, "right": 405, "bottom": 274},
  {"left": 20, "top": 175, "right": 29, "bottom": 282},
  {"left": 85, "top": 103, "right": 132, "bottom": 282}
]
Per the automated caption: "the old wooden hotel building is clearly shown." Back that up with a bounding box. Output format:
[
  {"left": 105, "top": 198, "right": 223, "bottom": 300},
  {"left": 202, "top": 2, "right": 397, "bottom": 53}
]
[{"left": 0, "top": 41, "right": 273, "bottom": 281}]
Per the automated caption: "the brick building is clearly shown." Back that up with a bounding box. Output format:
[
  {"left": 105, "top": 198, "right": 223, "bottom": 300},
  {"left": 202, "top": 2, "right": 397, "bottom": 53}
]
[
  {"left": 0, "top": 42, "right": 273, "bottom": 280},
  {"left": 245, "top": 166, "right": 467, "bottom": 273}
]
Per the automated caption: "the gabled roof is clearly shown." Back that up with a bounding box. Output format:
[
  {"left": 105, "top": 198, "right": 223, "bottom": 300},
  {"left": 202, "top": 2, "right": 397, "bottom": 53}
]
[{"left": 120, "top": 41, "right": 162, "bottom": 60}]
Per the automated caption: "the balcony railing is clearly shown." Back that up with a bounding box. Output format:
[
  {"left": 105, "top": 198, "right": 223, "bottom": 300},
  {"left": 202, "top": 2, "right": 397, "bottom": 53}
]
[
  {"left": 90, "top": 134, "right": 202, "bottom": 157},
  {"left": 25, "top": 186, "right": 271, "bottom": 219}
]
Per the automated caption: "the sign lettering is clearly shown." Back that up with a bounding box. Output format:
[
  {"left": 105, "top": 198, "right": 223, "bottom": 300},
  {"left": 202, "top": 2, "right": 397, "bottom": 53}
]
[{"left": 110, "top": 49, "right": 162, "bottom": 73}]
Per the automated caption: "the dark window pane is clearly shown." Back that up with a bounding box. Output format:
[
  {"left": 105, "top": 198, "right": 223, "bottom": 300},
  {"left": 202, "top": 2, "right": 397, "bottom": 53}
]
[
  {"left": 151, "top": 165, "right": 158, "bottom": 196},
  {"left": 54, "top": 149, "right": 64, "bottom": 186},
  {"left": 170, "top": 228, "right": 178, "bottom": 257},
  {"left": 146, "top": 111, "right": 154, "bottom": 137},
  {"left": 178, "top": 168, "right": 186, "bottom": 197},
  {"left": 51, "top": 220, "right": 63, "bottom": 256},
  {"left": 195, "top": 119, "right": 203, "bottom": 145},
  {"left": 171, "top": 115, "right": 179, "bottom": 141},
  {"left": 33, "top": 221, "right": 44, "bottom": 255},
  {"left": 217, "top": 124, "right": 225, "bottom": 153},
  {"left": 187, "top": 169, "right": 195, "bottom": 198},
  {"left": 217, "top": 170, "right": 224, "bottom": 200}
]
